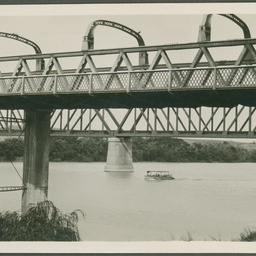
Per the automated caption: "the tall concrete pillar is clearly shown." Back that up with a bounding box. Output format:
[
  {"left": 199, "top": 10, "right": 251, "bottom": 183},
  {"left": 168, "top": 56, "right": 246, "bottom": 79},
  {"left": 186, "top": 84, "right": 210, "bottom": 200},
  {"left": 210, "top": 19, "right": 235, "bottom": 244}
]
[
  {"left": 22, "top": 109, "right": 52, "bottom": 213},
  {"left": 104, "top": 137, "right": 134, "bottom": 172}
]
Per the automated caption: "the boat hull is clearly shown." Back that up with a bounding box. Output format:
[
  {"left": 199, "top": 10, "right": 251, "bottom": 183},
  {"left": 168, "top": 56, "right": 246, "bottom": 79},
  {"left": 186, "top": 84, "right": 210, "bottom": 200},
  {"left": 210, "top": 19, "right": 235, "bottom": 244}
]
[{"left": 145, "top": 176, "right": 174, "bottom": 181}]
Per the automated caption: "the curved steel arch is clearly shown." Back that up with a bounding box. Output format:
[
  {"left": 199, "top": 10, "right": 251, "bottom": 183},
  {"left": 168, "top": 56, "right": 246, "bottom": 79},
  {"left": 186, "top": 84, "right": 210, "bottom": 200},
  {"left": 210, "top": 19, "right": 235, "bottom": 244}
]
[
  {"left": 198, "top": 14, "right": 251, "bottom": 41},
  {"left": 82, "top": 20, "right": 148, "bottom": 65},
  {"left": 0, "top": 32, "right": 44, "bottom": 70}
]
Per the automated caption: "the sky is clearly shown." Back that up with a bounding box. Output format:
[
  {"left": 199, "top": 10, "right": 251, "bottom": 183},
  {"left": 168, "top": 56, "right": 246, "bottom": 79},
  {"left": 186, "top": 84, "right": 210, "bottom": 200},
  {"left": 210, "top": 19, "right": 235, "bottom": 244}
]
[
  {"left": 0, "top": 4, "right": 255, "bottom": 56},
  {"left": 0, "top": 6, "right": 254, "bottom": 72},
  {"left": 0, "top": 4, "right": 253, "bottom": 70}
]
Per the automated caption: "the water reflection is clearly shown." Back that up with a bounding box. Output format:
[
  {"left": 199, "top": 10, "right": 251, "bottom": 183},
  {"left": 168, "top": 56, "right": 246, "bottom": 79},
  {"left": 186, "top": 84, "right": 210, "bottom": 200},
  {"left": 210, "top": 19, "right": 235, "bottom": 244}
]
[{"left": 105, "top": 171, "right": 133, "bottom": 179}]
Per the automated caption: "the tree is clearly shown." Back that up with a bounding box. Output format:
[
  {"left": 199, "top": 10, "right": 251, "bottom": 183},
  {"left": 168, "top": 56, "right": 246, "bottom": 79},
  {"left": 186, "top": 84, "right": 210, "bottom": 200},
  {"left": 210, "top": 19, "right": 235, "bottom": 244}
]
[
  {"left": 0, "top": 201, "right": 84, "bottom": 241},
  {"left": 0, "top": 138, "right": 24, "bottom": 161}
]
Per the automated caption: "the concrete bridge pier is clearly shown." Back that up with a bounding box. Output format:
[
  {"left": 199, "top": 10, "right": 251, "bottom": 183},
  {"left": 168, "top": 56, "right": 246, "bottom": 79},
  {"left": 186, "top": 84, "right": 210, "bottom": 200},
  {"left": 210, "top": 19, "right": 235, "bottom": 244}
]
[
  {"left": 21, "top": 109, "right": 52, "bottom": 213},
  {"left": 104, "top": 137, "right": 134, "bottom": 172}
]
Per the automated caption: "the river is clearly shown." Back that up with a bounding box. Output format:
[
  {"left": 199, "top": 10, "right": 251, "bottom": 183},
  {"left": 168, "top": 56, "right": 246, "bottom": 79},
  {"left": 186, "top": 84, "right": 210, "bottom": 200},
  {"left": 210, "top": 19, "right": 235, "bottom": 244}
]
[{"left": 0, "top": 162, "right": 255, "bottom": 241}]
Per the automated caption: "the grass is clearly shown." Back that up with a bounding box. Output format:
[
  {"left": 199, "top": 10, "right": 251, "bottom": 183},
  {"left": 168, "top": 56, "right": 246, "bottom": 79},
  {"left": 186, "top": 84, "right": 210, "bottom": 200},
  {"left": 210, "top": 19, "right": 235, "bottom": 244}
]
[
  {"left": 239, "top": 228, "right": 256, "bottom": 242},
  {"left": 163, "top": 229, "right": 256, "bottom": 242},
  {"left": 0, "top": 200, "right": 85, "bottom": 241}
]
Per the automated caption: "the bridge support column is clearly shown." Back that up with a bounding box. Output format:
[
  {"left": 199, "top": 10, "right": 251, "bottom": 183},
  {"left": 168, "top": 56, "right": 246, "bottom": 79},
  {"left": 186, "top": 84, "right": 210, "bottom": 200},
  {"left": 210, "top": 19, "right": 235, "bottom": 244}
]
[
  {"left": 104, "top": 137, "right": 134, "bottom": 172},
  {"left": 21, "top": 109, "right": 51, "bottom": 213}
]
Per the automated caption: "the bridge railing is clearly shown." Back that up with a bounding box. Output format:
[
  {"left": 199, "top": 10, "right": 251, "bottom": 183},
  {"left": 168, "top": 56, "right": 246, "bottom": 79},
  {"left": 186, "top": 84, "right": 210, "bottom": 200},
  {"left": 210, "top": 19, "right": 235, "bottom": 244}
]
[{"left": 0, "top": 65, "right": 256, "bottom": 95}]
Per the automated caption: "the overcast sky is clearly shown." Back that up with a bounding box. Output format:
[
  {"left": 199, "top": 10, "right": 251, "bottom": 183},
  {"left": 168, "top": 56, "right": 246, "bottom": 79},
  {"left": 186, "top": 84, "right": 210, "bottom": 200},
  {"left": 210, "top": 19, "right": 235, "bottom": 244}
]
[
  {"left": 0, "top": 4, "right": 255, "bottom": 56},
  {"left": 0, "top": 5, "right": 254, "bottom": 73}
]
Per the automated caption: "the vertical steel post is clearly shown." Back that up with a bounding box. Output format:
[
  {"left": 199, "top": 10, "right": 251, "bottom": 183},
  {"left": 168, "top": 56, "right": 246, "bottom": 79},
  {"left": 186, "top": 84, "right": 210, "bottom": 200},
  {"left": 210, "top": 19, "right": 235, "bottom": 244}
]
[
  {"left": 67, "top": 110, "right": 70, "bottom": 131},
  {"left": 147, "top": 108, "right": 150, "bottom": 132},
  {"left": 176, "top": 108, "right": 179, "bottom": 131},
  {"left": 127, "top": 72, "right": 131, "bottom": 93},
  {"left": 223, "top": 108, "right": 226, "bottom": 132},
  {"left": 53, "top": 75, "right": 57, "bottom": 95},
  {"left": 235, "top": 106, "right": 238, "bottom": 132},
  {"left": 102, "top": 109, "right": 105, "bottom": 131},
  {"left": 89, "top": 74, "right": 92, "bottom": 94},
  {"left": 199, "top": 107, "right": 202, "bottom": 132},
  {"left": 6, "top": 110, "right": 9, "bottom": 131},
  {"left": 60, "top": 110, "right": 63, "bottom": 130},
  {"left": 89, "top": 109, "right": 92, "bottom": 132},
  {"left": 188, "top": 108, "right": 191, "bottom": 132},
  {"left": 213, "top": 68, "right": 217, "bottom": 89},
  {"left": 211, "top": 108, "right": 214, "bottom": 131},
  {"left": 167, "top": 108, "right": 170, "bottom": 132},
  {"left": 80, "top": 109, "right": 83, "bottom": 131},
  {"left": 154, "top": 108, "right": 157, "bottom": 132},
  {"left": 168, "top": 70, "right": 172, "bottom": 92},
  {"left": 21, "top": 76, "right": 25, "bottom": 95},
  {"left": 249, "top": 107, "right": 252, "bottom": 133},
  {"left": 134, "top": 108, "right": 137, "bottom": 134}
]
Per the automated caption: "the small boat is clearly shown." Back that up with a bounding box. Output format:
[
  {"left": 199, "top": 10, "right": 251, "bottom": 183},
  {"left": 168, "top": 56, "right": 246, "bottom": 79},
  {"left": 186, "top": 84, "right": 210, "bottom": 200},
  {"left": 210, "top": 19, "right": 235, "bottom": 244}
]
[{"left": 145, "top": 171, "right": 174, "bottom": 181}]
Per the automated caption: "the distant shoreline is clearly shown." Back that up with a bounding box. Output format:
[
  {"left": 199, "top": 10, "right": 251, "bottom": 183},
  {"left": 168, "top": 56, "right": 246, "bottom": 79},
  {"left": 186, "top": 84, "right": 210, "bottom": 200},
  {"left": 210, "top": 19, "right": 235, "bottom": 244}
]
[{"left": 1, "top": 137, "right": 256, "bottom": 163}]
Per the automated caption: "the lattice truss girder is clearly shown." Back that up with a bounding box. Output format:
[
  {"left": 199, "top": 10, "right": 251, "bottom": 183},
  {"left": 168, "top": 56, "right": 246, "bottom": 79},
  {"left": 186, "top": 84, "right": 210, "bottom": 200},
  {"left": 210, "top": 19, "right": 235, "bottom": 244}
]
[
  {"left": 1, "top": 106, "right": 256, "bottom": 138},
  {"left": 1, "top": 39, "right": 256, "bottom": 94}
]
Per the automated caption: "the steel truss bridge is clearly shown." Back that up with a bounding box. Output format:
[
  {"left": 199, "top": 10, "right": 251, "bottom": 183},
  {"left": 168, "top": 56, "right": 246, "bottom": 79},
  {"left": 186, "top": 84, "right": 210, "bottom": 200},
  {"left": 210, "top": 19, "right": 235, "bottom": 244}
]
[
  {"left": 1, "top": 15, "right": 256, "bottom": 139},
  {"left": 1, "top": 106, "right": 256, "bottom": 138}
]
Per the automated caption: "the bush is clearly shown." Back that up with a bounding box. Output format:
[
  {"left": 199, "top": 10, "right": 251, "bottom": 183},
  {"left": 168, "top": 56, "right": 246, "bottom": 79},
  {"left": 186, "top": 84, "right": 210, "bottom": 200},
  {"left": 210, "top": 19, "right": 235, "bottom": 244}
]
[
  {"left": 240, "top": 228, "right": 256, "bottom": 241},
  {"left": 0, "top": 201, "right": 84, "bottom": 241}
]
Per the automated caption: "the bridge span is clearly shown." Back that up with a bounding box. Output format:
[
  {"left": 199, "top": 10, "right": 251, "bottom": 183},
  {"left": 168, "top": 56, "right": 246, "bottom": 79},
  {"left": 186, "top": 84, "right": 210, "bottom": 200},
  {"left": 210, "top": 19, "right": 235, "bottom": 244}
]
[
  {"left": 0, "top": 38, "right": 256, "bottom": 109},
  {"left": 1, "top": 14, "right": 256, "bottom": 212},
  {"left": 2, "top": 106, "right": 256, "bottom": 139}
]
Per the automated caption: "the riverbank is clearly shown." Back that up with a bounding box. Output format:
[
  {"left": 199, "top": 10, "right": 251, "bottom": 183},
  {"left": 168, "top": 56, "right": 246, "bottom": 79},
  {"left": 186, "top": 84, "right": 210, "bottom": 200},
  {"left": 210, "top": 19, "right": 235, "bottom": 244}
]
[{"left": 2, "top": 137, "right": 256, "bottom": 163}]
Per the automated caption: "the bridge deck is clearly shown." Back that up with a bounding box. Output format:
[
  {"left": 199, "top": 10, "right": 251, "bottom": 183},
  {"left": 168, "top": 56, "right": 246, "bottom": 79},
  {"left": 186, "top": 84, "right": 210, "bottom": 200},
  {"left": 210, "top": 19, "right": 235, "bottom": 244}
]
[
  {"left": 0, "top": 66, "right": 256, "bottom": 109},
  {"left": 1, "top": 87, "right": 256, "bottom": 109},
  {"left": 0, "top": 38, "right": 256, "bottom": 109}
]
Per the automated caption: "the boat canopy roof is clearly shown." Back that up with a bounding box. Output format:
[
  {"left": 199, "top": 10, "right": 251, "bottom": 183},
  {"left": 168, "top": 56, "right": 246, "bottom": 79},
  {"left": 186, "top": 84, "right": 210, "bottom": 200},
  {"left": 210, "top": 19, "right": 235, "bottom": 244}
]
[{"left": 147, "top": 171, "right": 170, "bottom": 174}]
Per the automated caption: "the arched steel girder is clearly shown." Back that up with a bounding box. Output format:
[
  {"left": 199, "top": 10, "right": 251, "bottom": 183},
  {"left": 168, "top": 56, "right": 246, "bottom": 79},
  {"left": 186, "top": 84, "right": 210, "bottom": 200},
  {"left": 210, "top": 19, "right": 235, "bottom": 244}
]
[
  {"left": 82, "top": 20, "right": 148, "bottom": 66},
  {"left": 0, "top": 32, "right": 44, "bottom": 70},
  {"left": 198, "top": 14, "right": 251, "bottom": 41}
]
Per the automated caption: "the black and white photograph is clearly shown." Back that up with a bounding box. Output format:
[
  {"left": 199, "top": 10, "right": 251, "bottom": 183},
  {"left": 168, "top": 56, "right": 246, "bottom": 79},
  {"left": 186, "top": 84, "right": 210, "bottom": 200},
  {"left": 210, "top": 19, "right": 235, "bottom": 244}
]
[{"left": 0, "top": 2, "right": 255, "bottom": 254}]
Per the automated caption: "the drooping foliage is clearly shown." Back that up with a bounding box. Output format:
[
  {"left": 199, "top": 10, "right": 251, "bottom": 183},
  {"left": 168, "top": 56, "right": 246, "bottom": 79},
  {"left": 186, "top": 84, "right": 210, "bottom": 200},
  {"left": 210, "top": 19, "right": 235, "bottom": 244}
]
[{"left": 0, "top": 201, "right": 84, "bottom": 241}]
